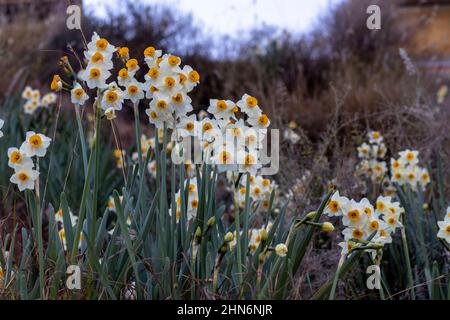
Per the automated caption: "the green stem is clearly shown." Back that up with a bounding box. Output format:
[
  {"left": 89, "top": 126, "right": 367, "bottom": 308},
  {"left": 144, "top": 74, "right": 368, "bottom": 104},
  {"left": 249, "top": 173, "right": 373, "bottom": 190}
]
[
  {"left": 400, "top": 225, "right": 416, "bottom": 299},
  {"left": 91, "top": 104, "right": 102, "bottom": 245},
  {"left": 74, "top": 105, "right": 88, "bottom": 177},
  {"left": 233, "top": 189, "right": 243, "bottom": 295},
  {"left": 329, "top": 254, "right": 345, "bottom": 300},
  {"left": 133, "top": 103, "right": 143, "bottom": 170}
]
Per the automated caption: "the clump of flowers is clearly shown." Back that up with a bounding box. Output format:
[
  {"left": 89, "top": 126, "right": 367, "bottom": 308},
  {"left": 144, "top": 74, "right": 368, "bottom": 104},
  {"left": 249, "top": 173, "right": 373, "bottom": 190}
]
[
  {"left": 325, "top": 191, "right": 404, "bottom": 258},
  {"left": 228, "top": 222, "right": 273, "bottom": 253},
  {"left": 8, "top": 131, "right": 51, "bottom": 191},
  {"left": 389, "top": 149, "right": 430, "bottom": 191},
  {"left": 355, "top": 130, "right": 388, "bottom": 184},
  {"left": 437, "top": 206, "right": 450, "bottom": 245},
  {"left": 54, "top": 206, "right": 82, "bottom": 251},
  {"left": 21, "top": 86, "right": 57, "bottom": 114},
  {"left": 233, "top": 173, "right": 276, "bottom": 209}
]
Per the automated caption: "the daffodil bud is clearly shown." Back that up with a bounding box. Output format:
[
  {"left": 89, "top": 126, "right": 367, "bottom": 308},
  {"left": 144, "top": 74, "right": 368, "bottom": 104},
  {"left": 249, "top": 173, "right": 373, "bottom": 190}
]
[
  {"left": 207, "top": 216, "right": 216, "bottom": 227},
  {"left": 224, "top": 232, "right": 234, "bottom": 243},
  {"left": 260, "top": 229, "right": 268, "bottom": 242},
  {"left": 195, "top": 226, "right": 202, "bottom": 238},
  {"left": 275, "top": 243, "right": 288, "bottom": 257},
  {"left": 105, "top": 107, "right": 116, "bottom": 120},
  {"left": 305, "top": 211, "right": 316, "bottom": 220},
  {"left": 258, "top": 252, "right": 266, "bottom": 264},
  {"left": 50, "top": 75, "right": 62, "bottom": 92},
  {"left": 321, "top": 222, "right": 335, "bottom": 232},
  {"left": 117, "top": 47, "right": 130, "bottom": 60},
  {"left": 373, "top": 243, "right": 384, "bottom": 250}
]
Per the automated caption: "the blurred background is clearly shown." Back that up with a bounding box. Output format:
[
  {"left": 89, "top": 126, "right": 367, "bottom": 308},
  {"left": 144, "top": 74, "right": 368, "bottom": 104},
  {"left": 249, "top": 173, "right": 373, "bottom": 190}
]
[{"left": 0, "top": 0, "right": 449, "bottom": 298}]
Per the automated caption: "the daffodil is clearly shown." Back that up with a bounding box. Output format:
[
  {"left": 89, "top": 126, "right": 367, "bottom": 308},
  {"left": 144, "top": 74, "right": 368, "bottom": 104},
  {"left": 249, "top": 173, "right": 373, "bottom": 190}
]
[
  {"left": 10, "top": 165, "right": 39, "bottom": 191},
  {"left": 158, "top": 54, "right": 182, "bottom": 74},
  {"left": 357, "top": 143, "right": 370, "bottom": 158},
  {"left": 275, "top": 243, "right": 288, "bottom": 257},
  {"left": 23, "top": 98, "right": 40, "bottom": 115},
  {"left": 86, "top": 32, "right": 116, "bottom": 57},
  {"left": 123, "top": 80, "right": 145, "bottom": 104},
  {"left": 7, "top": 147, "right": 33, "bottom": 169},
  {"left": 237, "top": 150, "right": 262, "bottom": 175},
  {"left": 325, "top": 191, "right": 349, "bottom": 217},
  {"left": 50, "top": 75, "right": 62, "bottom": 91},
  {"left": 21, "top": 86, "right": 33, "bottom": 100},
  {"left": 70, "top": 83, "right": 89, "bottom": 105},
  {"left": 101, "top": 87, "right": 124, "bottom": 111},
  {"left": 40, "top": 93, "right": 57, "bottom": 107},
  {"left": 207, "top": 99, "right": 235, "bottom": 120},
  {"left": 176, "top": 114, "right": 197, "bottom": 137},
  {"left": 367, "top": 130, "right": 383, "bottom": 144},
  {"left": 146, "top": 107, "right": 171, "bottom": 128},
  {"left": 437, "top": 207, "right": 450, "bottom": 244},
  {"left": 342, "top": 200, "right": 368, "bottom": 228},
  {"left": 179, "top": 65, "right": 200, "bottom": 92},
  {"left": 247, "top": 113, "right": 271, "bottom": 130},
  {"left": 236, "top": 94, "right": 262, "bottom": 118},
  {"left": 144, "top": 46, "right": 162, "bottom": 67},
  {"left": 20, "top": 131, "right": 51, "bottom": 157},
  {"left": 147, "top": 160, "right": 157, "bottom": 178},
  {"left": 398, "top": 149, "right": 419, "bottom": 166},
  {"left": 375, "top": 195, "right": 392, "bottom": 215},
  {"left": 79, "top": 65, "right": 111, "bottom": 89}
]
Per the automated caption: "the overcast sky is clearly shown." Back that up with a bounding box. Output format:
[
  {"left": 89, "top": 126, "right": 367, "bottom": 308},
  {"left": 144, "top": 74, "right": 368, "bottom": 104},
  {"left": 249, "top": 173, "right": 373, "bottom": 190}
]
[{"left": 84, "top": 0, "right": 342, "bottom": 36}]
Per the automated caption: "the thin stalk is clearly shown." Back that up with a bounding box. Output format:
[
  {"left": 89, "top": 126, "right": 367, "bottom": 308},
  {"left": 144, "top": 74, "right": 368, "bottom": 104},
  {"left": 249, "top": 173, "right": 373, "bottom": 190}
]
[
  {"left": 91, "top": 104, "right": 102, "bottom": 245},
  {"left": 133, "top": 102, "right": 145, "bottom": 214},
  {"left": 74, "top": 104, "right": 88, "bottom": 176},
  {"left": 400, "top": 224, "right": 416, "bottom": 299},
  {"left": 110, "top": 119, "right": 128, "bottom": 186},
  {"left": 133, "top": 102, "right": 143, "bottom": 170},
  {"left": 329, "top": 253, "right": 346, "bottom": 300},
  {"left": 233, "top": 189, "right": 243, "bottom": 295}
]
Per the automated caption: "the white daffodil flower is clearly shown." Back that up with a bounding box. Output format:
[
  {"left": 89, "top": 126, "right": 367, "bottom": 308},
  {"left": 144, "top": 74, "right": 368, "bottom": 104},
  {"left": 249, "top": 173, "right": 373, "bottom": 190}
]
[
  {"left": 7, "top": 147, "right": 33, "bottom": 169},
  {"left": 70, "top": 83, "right": 89, "bottom": 105},
  {"left": 20, "top": 131, "right": 51, "bottom": 157},
  {"left": 10, "top": 165, "right": 39, "bottom": 191}
]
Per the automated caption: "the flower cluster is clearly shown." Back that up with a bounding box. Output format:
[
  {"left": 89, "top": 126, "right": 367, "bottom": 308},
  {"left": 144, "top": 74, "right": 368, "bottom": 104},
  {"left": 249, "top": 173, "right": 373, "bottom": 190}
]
[
  {"left": 172, "top": 178, "right": 200, "bottom": 223},
  {"left": 54, "top": 207, "right": 81, "bottom": 251},
  {"left": 389, "top": 149, "right": 430, "bottom": 191},
  {"left": 55, "top": 33, "right": 273, "bottom": 178},
  {"left": 21, "top": 86, "right": 57, "bottom": 114},
  {"left": 172, "top": 92, "right": 270, "bottom": 174},
  {"left": 355, "top": 131, "right": 388, "bottom": 183},
  {"left": 8, "top": 131, "right": 51, "bottom": 191},
  {"left": 228, "top": 222, "right": 274, "bottom": 254},
  {"left": 437, "top": 206, "right": 450, "bottom": 244},
  {"left": 232, "top": 173, "right": 276, "bottom": 209},
  {"left": 325, "top": 191, "right": 404, "bottom": 258}
]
